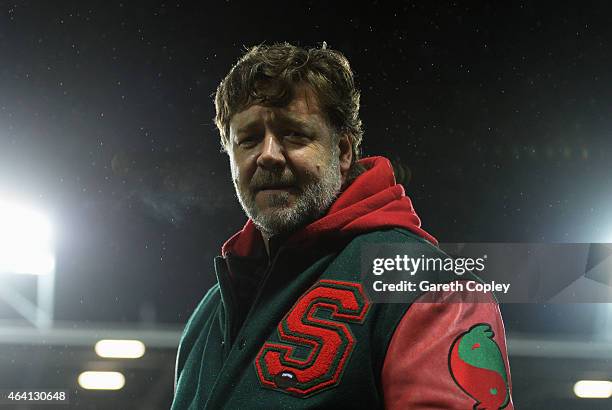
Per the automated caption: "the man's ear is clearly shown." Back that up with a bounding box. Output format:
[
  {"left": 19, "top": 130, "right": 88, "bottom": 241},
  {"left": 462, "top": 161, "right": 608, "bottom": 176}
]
[{"left": 338, "top": 133, "right": 353, "bottom": 181}]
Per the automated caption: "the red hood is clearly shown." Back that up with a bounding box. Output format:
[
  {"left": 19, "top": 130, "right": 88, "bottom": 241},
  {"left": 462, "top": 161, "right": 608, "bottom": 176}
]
[{"left": 222, "top": 156, "right": 437, "bottom": 257}]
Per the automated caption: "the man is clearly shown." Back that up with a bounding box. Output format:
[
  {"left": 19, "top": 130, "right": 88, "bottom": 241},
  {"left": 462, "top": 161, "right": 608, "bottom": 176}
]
[{"left": 172, "top": 43, "right": 513, "bottom": 409}]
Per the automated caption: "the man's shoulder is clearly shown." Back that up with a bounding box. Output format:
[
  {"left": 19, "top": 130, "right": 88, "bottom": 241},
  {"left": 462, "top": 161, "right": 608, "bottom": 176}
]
[
  {"left": 180, "top": 284, "right": 221, "bottom": 340},
  {"left": 190, "top": 283, "right": 221, "bottom": 319},
  {"left": 322, "top": 228, "right": 443, "bottom": 280}
]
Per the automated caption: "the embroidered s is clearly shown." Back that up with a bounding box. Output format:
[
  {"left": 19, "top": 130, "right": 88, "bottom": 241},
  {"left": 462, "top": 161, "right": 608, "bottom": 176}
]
[{"left": 255, "top": 280, "right": 370, "bottom": 397}]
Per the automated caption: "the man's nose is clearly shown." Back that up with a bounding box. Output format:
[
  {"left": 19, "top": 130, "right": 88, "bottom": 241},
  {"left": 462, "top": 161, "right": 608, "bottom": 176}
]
[{"left": 256, "top": 133, "right": 286, "bottom": 171}]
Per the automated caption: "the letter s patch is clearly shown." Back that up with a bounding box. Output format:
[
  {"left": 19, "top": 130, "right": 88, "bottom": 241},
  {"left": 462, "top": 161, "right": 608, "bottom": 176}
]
[{"left": 254, "top": 280, "right": 370, "bottom": 397}]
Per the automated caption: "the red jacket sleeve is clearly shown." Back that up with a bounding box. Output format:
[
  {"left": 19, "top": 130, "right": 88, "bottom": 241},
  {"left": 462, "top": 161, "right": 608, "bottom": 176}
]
[{"left": 381, "top": 282, "right": 514, "bottom": 410}]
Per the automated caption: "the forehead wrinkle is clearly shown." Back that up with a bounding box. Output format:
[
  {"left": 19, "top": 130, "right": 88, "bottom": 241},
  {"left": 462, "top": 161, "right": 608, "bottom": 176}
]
[
  {"left": 234, "top": 117, "right": 259, "bottom": 135},
  {"left": 232, "top": 106, "right": 271, "bottom": 134},
  {"left": 231, "top": 88, "right": 326, "bottom": 135},
  {"left": 263, "top": 108, "right": 275, "bottom": 123},
  {"left": 263, "top": 107, "right": 316, "bottom": 131}
]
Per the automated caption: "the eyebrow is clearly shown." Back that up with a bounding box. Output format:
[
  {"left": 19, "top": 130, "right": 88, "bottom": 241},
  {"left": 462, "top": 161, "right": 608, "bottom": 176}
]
[
  {"left": 281, "top": 114, "right": 312, "bottom": 128},
  {"left": 235, "top": 122, "right": 260, "bottom": 135},
  {"left": 235, "top": 112, "right": 317, "bottom": 135}
]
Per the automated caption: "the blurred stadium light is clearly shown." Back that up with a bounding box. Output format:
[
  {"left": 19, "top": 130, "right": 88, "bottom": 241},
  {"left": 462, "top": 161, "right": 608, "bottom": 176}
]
[
  {"left": 0, "top": 200, "right": 54, "bottom": 275},
  {"left": 78, "top": 371, "right": 126, "bottom": 390},
  {"left": 0, "top": 199, "right": 55, "bottom": 328},
  {"left": 573, "top": 380, "right": 612, "bottom": 399},
  {"left": 95, "top": 339, "right": 146, "bottom": 359}
]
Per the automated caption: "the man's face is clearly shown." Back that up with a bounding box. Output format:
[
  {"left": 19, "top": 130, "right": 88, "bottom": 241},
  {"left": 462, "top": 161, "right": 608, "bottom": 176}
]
[{"left": 227, "top": 85, "right": 352, "bottom": 238}]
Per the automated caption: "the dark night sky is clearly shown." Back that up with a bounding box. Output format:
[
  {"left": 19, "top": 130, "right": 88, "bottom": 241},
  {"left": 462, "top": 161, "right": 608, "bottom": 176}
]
[{"left": 0, "top": 1, "right": 611, "bottom": 330}]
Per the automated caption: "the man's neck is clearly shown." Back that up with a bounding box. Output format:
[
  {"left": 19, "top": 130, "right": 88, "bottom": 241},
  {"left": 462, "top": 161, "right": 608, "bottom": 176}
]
[{"left": 260, "top": 231, "right": 291, "bottom": 261}]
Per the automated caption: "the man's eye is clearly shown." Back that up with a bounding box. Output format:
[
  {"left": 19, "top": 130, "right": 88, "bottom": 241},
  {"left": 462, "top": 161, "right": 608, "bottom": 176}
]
[
  {"left": 238, "top": 136, "right": 258, "bottom": 147},
  {"left": 285, "top": 131, "right": 308, "bottom": 141}
]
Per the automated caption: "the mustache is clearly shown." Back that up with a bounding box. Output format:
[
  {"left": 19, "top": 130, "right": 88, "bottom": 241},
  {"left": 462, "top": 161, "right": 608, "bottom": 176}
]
[{"left": 250, "top": 170, "right": 298, "bottom": 190}]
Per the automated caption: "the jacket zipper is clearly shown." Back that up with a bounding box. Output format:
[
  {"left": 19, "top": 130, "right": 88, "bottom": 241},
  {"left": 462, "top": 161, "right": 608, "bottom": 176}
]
[{"left": 225, "top": 248, "right": 283, "bottom": 354}]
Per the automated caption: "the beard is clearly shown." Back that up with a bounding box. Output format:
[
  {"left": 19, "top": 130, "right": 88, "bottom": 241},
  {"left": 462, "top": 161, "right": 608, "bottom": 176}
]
[{"left": 232, "top": 153, "right": 342, "bottom": 238}]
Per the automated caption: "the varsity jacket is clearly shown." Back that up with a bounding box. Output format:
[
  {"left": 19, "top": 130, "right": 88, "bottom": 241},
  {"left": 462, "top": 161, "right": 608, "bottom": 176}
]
[{"left": 172, "top": 156, "right": 514, "bottom": 409}]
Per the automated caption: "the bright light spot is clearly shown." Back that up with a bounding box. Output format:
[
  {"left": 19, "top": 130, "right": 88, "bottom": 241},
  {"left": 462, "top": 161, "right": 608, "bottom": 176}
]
[
  {"left": 95, "top": 339, "right": 146, "bottom": 359},
  {"left": 78, "top": 371, "right": 125, "bottom": 390},
  {"left": 0, "top": 200, "right": 54, "bottom": 275},
  {"left": 574, "top": 380, "right": 612, "bottom": 399}
]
